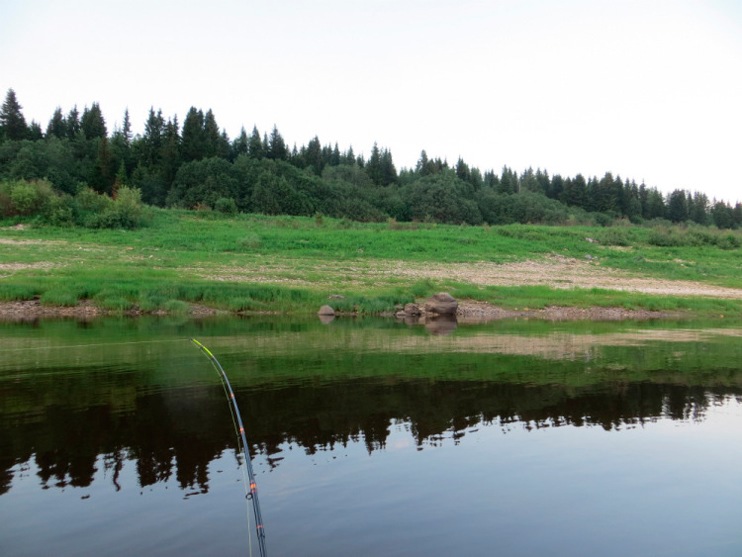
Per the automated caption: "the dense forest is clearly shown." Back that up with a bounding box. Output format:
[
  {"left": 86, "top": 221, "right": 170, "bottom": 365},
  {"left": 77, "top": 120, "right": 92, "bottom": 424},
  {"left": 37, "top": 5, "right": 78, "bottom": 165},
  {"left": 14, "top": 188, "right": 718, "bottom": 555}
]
[{"left": 1, "top": 88, "right": 740, "bottom": 229}]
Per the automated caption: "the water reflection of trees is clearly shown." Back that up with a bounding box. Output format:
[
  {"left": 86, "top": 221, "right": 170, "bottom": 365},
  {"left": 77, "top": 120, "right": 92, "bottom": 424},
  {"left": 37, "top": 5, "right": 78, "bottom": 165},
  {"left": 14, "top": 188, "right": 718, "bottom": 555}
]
[{"left": 1, "top": 378, "right": 740, "bottom": 495}]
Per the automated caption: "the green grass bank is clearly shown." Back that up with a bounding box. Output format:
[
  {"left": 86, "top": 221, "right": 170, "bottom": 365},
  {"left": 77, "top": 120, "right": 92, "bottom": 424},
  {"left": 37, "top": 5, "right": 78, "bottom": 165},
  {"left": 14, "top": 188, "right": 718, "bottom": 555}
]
[{"left": 1, "top": 209, "right": 741, "bottom": 318}]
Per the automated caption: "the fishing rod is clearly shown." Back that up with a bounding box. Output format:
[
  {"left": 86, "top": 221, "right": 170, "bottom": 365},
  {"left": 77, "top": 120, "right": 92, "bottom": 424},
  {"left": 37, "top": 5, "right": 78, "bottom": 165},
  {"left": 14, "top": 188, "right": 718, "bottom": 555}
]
[{"left": 191, "top": 339, "right": 267, "bottom": 557}]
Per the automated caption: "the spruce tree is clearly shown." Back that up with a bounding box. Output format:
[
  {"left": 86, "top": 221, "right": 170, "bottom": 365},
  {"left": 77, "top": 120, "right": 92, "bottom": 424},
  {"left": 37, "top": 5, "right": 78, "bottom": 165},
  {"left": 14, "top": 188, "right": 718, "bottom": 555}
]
[
  {"left": 181, "top": 107, "right": 206, "bottom": 162},
  {"left": 28, "top": 121, "right": 43, "bottom": 140},
  {"left": 380, "top": 148, "right": 397, "bottom": 185},
  {"left": 304, "top": 136, "right": 322, "bottom": 174},
  {"left": 122, "top": 109, "right": 132, "bottom": 145},
  {"left": 66, "top": 106, "right": 81, "bottom": 139},
  {"left": 203, "top": 109, "right": 223, "bottom": 158},
  {"left": 0, "top": 88, "right": 29, "bottom": 140},
  {"left": 365, "top": 143, "right": 383, "bottom": 185},
  {"left": 111, "top": 109, "right": 134, "bottom": 181},
  {"left": 455, "top": 157, "right": 471, "bottom": 183},
  {"left": 142, "top": 108, "right": 164, "bottom": 166},
  {"left": 247, "top": 126, "right": 264, "bottom": 159},
  {"left": 667, "top": 189, "right": 689, "bottom": 222},
  {"left": 232, "top": 127, "right": 249, "bottom": 159},
  {"left": 90, "top": 136, "right": 114, "bottom": 194},
  {"left": 330, "top": 143, "right": 341, "bottom": 166},
  {"left": 46, "top": 107, "right": 68, "bottom": 139},
  {"left": 160, "top": 117, "right": 181, "bottom": 187},
  {"left": 267, "top": 125, "right": 287, "bottom": 160},
  {"left": 415, "top": 150, "right": 430, "bottom": 176},
  {"left": 342, "top": 146, "right": 355, "bottom": 166},
  {"left": 80, "top": 102, "right": 107, "bottom": 139}
]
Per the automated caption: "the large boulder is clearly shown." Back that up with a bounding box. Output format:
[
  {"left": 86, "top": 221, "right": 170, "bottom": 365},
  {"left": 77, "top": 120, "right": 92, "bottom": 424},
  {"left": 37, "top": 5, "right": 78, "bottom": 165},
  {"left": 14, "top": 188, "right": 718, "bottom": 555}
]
[
  {"left": 317, "top": 305, "right": 335, "bottom": 316},
  {"left": 424, "top": 292, "right": 458, "bottom": 316}
]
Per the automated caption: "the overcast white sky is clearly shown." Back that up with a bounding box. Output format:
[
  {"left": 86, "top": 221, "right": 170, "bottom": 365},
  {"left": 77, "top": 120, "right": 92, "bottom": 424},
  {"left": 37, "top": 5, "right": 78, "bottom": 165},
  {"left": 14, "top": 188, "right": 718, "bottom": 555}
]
[{"left": 1, "top": 0, "right": 740, "bottom": 202}]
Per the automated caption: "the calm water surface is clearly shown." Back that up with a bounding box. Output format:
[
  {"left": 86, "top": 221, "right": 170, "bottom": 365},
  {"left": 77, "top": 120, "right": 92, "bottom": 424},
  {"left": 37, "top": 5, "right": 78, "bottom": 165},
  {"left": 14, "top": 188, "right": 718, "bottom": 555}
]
[{"left": 1, "top": 316, "right": 741, "bottom": 556}]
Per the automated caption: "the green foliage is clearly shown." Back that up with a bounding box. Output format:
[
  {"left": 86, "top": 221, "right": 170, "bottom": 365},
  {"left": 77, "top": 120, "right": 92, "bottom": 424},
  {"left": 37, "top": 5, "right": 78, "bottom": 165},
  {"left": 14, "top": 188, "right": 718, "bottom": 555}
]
[
  {"left": 0, "top": 178, "right": 55, "bottom": 216},
  {"left": 0, "top": 179, "right": 148, "bottom": 229},
  {"left": 10, "top": 180, "right": 50, "bottom": 215},
  {"left": 96, "top": 186, "right": 148, "bottom": 229},
  {"left": 251, "top": 171, "right": 313, "bottom": 216},
  {"left": 403, "top": 170, "right": 482, "bottom": 224},
  {"left": 0, "top": 89, "right": 29, "bottom": 140},
  {"left": 74, "top": 186, "right": 112, "bottom": 226},
  {"left": 0, "top": 88, "right": 740, "bottom": 235},
  {"left": 477, "top": 190, "right": 569, "bottom": 225},
  {"left": 214, "top": 197, "right": 238, "bottom": 214},
  {"left": 44, "top": 194, "right": 76, "bottom": 226},
  {"left": 595, "top": 227, "right": 630, "bottom": 246},
  {"left": 647, "top": 224, "right": 741, "bottom": 249},
  {"left": 168, "top": 157, "right": 238, "bottom": 209},
  {"left": 1, "top": 211, "right": 741, "bottom": 316},
  {"left": 80, "top": 103, "right": 107, "bottom": 140}
]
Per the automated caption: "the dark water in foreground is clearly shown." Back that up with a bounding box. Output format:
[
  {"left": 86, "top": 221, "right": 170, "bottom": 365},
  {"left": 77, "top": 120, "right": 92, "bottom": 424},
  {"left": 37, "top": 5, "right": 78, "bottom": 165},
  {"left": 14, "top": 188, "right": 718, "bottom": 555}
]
[{"left": 1, "top": 316, "right": 741, "bottom": 556}]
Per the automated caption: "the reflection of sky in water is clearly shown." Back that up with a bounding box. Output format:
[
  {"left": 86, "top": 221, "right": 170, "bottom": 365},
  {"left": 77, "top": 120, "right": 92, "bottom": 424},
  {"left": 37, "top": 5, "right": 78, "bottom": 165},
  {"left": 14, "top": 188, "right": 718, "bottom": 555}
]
[
  {"left": 3, "top": 397, "right": 741, "bottom": 557},
  {"left": 267, "top": 399, "right": 742, "bottom": 557},
  {"left": 2, "top": 318, "right": 742, "bottom": 556},
  {"left": 2, "top": 451, "right": 250, "bottom": 557}
]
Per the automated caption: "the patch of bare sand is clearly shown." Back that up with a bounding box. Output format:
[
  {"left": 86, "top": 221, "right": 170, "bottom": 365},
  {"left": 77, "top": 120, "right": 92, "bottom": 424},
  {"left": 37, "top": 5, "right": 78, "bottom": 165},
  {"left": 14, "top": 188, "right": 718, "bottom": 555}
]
[
  {"left": 387, "top": 255, "right": 742, "bottom": 299},
  {"left": 193, "top": 255, "right": 742, "bottom": 299},
  {"left": 0, "top": 261, "right": 58, "bottom": 279},
  {"left": 0, "top": 238, "right": 66, "bottom": 246},
  {"left": 0, "top": 262, "right": 57, "bottom": 270}
]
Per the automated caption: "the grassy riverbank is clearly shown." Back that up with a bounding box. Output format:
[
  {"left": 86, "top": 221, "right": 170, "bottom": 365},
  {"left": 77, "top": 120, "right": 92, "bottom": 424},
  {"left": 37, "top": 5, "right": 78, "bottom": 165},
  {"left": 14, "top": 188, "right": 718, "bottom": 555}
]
[{"left": 1, "top": 209, "right": 741, "bottom": 317}]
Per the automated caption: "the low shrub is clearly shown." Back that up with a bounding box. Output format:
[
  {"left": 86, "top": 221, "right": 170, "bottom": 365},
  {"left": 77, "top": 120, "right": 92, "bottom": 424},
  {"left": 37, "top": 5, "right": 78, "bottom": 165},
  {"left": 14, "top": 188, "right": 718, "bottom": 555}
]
[
  {"left": 215, "top": 197, "right": 238, "bottom": 214},
  {"left": 0, "top": 179, "right": 56, "bottom": 217},
  {"left": 0, "top": 179, "right": 150, "bottom": 229},
  {"left": 647, "top": 227, "right": 683, "bottom": 247},
  {"left": 596, "top": 228, "right": 631, "bottom": 246}
]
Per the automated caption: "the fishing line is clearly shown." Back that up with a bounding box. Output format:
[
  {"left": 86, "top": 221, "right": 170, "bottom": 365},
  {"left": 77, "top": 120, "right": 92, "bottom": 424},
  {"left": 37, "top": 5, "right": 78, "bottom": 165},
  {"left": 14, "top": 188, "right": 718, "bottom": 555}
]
[{"left": 191, "top": 338, "right": 267, "bottom": 557}]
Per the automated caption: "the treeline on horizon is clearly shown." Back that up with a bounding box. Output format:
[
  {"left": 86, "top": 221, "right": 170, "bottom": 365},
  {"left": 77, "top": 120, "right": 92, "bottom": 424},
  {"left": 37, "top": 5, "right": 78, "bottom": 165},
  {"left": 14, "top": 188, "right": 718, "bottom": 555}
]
[{"left": 1, "top": 88, "right": 741, "bottom": 229}]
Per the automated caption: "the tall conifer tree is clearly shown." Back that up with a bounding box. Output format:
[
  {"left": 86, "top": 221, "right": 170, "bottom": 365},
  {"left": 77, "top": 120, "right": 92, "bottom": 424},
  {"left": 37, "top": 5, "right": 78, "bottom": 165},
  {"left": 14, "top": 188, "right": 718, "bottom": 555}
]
[
  {"left": 46, "top": 107, "right": 67, "bottom": 139},
  {"left": 81, "top": 102, "right": 107, "bottom": 139},
  {"left": 0, "top": 88, "right": 29, "bottom": 140}
]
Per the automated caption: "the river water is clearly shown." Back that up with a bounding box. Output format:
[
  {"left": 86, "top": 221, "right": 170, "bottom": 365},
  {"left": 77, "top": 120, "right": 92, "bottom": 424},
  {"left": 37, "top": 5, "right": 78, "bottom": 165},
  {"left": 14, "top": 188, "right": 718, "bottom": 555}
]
[{"left": 1, "top": 316, "right": 741, "bottom": 556}]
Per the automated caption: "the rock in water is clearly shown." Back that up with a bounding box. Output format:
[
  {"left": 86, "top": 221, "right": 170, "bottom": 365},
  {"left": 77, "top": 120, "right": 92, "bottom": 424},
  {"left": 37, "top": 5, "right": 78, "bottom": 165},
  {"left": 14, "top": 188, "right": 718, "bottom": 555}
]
[
  {"left": 404, "top": 303, "right": 422, "bottom": 316},
  {"left": 425, "top": 316, "right": 458, "bottom": 335},
  {"left": 424, "top": 292, "right": 458, "bottom": 316},
  {"left": 318, "top": 305, "right": 336, "bottom": 316}
]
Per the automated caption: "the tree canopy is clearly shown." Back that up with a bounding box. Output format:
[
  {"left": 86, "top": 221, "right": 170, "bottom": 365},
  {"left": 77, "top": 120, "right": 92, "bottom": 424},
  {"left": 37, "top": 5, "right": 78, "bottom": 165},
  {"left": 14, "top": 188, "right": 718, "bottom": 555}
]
[{"left": 1, "top": 88, "right": 740, "bottom": 229}]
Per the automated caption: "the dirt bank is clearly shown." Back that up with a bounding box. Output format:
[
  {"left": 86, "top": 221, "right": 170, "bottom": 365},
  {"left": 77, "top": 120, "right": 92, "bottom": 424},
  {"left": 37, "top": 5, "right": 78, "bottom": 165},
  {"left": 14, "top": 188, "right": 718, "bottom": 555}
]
[
  {"left": 454, "top": 301, "right": 680, "bottom": 322},
  {"left": 0, "top": 297, "right": 680, "bottom": 323},
  {"left": 0, "top": 299, "right": 221, "bottom": 322}
]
